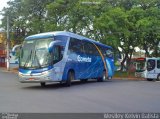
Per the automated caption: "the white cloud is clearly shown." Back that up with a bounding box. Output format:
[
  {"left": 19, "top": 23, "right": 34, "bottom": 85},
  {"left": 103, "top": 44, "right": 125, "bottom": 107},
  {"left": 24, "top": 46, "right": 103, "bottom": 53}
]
[
  {"left": 0, "top": 0, "right": 10, "bottom": 11},
  {"left": 0, "top": 0, "right": 10, "bottom": 24}
]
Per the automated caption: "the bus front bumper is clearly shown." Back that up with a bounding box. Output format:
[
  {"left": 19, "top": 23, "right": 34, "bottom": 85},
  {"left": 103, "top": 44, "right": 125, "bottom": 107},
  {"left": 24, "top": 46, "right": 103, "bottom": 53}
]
[{"left": 18, "top": 71, "right": 60, "bottom": 83}]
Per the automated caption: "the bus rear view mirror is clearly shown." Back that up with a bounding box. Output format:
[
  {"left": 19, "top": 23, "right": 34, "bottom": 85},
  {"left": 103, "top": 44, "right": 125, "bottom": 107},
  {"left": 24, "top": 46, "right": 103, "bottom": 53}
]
[
  {"left": 12, "top": 44, "right": 22, "bottom": 56},
  {"left": 48, "top": 40, "right": 61, "bottom": 53},
  {"left": 106, "top": 49, "right": 113, "bottom": 57}
]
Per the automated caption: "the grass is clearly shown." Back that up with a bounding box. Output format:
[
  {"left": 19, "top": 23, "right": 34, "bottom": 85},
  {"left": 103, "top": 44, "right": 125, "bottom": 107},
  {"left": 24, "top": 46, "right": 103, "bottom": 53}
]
[{"left": 114, "top": 71, "right": 135, "bottom": 78}]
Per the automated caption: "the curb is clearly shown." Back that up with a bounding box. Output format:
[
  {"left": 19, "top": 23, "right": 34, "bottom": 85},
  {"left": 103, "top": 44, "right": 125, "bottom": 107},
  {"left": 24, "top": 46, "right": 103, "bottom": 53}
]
[
  {"left": 0, "top": 68, "right": 18, "bottom": 74},
  {"left": 113, "top": 77, "right": 145, "bottom": 81}
]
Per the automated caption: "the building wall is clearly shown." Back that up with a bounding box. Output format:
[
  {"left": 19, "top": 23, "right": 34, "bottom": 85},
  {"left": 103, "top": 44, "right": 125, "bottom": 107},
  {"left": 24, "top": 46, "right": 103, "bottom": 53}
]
[
  {"left": 0, "top": 32, "right": 6, "bottom": 67},
  {"left": 0, "top": 50, "right": 6, "bottom": 67}
]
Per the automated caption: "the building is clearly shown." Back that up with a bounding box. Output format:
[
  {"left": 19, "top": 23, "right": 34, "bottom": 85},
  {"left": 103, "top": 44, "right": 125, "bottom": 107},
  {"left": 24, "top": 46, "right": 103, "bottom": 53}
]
[{"left": 0, "top": 32, "right": 6, "bottom": 67}]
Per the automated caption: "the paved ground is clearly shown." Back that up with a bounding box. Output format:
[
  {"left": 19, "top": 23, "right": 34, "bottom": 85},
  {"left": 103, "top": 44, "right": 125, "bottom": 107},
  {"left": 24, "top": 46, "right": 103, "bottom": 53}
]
[
  {"left": 0, "top": 69, "right": 160, "bottom": 113},
  {"left": 10, "top": 64, "right": 18, "bottom": 69}
]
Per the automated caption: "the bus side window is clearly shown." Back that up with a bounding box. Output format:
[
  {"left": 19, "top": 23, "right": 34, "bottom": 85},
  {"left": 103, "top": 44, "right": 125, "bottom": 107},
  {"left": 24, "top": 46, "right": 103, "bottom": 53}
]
[
  {"left": 68, "top": 38, "right": 83, "bottom": 54},
  {"left": 157, "top": 60, "right": 160, "bottom": 69},
  {"left": 106, "top": 49, "right": 113, "bottom": 58},
  {"left": 82, "top": 41, "right": 99, "bottom": 56},
  {"left": 53, "top": 45, "right": 64, "bottom": 64}
]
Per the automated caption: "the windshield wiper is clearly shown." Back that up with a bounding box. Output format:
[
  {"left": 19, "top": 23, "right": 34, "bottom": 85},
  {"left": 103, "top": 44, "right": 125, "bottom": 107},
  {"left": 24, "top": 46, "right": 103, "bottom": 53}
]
[
  {"left": 33, "top": 50, "right": 41, "bottom": 68},
  {"left": 24, "top": 50, "right": 32, "bottom": 68}
]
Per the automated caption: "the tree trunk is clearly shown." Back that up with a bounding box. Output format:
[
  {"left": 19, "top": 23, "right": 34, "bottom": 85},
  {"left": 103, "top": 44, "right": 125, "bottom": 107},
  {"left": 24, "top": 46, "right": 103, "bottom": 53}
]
[
  {"left": 120, "top": 53, "right": 128, "bottom": 71},
  {"left": 127, "top": 49, "right": 134, "bottom": 67},
  {"left": 144, "top": 43, "right": 149, "bottom": 57}
]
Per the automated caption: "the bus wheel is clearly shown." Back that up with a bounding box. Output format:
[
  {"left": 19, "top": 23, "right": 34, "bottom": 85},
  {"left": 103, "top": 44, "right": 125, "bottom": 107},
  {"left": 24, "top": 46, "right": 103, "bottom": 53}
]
[
  {"left": 65, "top": 71, "right": 74, "bottom": 87},
  {"left": 157, "top": 74, "right": 160, "bottom": 81},
  {"left": 41, "top": 82, "right": 46, "bottom": 87},
  {"left": 98, "top": 71, "right": 107, "bottom": 82},
  {"left": 147, "top": 78, "right": 153, "bottom": 81}
]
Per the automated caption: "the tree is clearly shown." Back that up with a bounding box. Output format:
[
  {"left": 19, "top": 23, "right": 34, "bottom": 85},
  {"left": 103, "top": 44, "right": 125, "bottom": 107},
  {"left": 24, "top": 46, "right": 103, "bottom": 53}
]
[
  {"left": 1, "top": 0, "right": 160, "bottom": 70},
  {"left": 1, "top": 0, "right": 53, "bottom": 46}
]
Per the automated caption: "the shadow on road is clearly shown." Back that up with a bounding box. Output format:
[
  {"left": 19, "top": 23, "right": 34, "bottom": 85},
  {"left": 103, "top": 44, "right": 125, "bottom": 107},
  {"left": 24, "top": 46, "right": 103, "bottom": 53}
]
[{"left": 21, "top": 80, "right": 113, "bottom": 90}]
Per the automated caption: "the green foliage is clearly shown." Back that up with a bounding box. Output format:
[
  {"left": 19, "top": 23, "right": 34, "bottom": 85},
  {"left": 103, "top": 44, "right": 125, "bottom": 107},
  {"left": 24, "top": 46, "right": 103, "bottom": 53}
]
[
  {"left": 1, "top": 0, "right": 160, "bottom": 70},
  {"left": 114, "top": 71, "right": 135, "bottom": 78}
]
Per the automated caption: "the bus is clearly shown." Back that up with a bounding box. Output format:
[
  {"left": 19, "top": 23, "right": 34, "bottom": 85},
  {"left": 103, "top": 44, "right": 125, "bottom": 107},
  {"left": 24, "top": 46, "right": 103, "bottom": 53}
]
[
  {"left": 133, "top": 58, "right": 146, "bottom": 77},
  {"left": 18, "top": 31, "right": 115, "bottom": 86},
  {"left": 134, "top": 57, "right": 160, "bottom": 81}
]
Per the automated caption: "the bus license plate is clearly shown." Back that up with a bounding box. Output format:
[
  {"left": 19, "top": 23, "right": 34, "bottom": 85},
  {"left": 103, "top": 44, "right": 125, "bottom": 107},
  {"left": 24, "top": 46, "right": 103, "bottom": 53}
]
[{"left": 29, "top": 78, "right": 35, "bottom": 81}]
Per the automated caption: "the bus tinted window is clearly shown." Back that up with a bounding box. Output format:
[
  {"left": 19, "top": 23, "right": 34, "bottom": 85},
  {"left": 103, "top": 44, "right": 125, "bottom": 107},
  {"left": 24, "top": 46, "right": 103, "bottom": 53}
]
[
  {"left": 157, "top": 60, "right": 160, "bottom": 69},
  {"left": 147, "top": 59, "right": 155, "bottom": 71},
  {"left": 106, "top": 49, "right": 113, "bottom": 58},
  {"left": 54, "top": 35, "right": 68, "bottom": 45},
  {"left": 98, "top": 45, "right": 113, "bottom": 58},
  {"left": 82, "top": 41, "right": 99, "bottom": 55},
  {"left": 69, "top": 38, "right": 83, "bottom": 53},
  {"left": 98, "top": 46, "right": 106, "bottom": 57}
]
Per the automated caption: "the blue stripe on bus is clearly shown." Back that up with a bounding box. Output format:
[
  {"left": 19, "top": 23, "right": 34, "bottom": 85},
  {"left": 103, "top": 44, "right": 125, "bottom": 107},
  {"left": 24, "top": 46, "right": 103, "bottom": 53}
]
[{"left": 106, "top": 58, "right": 114, "bottom": 77}]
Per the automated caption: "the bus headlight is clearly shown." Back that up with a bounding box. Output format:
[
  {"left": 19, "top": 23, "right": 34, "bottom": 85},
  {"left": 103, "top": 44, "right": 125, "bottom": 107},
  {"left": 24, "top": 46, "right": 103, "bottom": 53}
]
[
  {"left": 42, "top": 71, "right": 49, "bottom": 75},
  {"left": 19, "top": 72, "right": 23, "bottom": 77}
]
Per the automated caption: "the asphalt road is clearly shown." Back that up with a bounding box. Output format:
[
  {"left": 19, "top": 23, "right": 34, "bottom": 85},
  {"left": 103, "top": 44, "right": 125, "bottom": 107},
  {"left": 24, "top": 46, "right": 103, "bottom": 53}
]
[{"left": 0, "top": 69, "right": 160, "bottom": 113}]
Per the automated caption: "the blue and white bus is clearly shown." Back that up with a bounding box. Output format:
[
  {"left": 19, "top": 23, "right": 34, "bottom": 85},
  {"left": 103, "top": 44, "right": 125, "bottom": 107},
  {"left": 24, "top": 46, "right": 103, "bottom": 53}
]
[
  {"left": 134, "top": 57, "right": 160, "bottom": 81},
  {"left": 18, "top": 31, "right": 114, "bottom": 86}
]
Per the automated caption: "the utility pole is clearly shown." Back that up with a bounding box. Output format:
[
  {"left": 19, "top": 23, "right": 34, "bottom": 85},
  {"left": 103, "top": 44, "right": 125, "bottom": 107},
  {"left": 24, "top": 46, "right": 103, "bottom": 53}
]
[{"left": 6, "top": 16, "right": 10, "bottom": 71}]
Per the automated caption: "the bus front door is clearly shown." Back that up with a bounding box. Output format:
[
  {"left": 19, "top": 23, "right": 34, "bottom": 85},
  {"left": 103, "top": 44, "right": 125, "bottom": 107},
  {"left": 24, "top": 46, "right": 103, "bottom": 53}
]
[{"left": 147, "top": 59, "right": 156, "bottom": 79}]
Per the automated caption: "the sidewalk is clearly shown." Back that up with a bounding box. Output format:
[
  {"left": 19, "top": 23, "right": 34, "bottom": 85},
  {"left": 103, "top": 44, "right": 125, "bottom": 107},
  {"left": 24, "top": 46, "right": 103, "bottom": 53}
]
[{"left": 0, "top": 67, "right": 18, "bottom": 74}]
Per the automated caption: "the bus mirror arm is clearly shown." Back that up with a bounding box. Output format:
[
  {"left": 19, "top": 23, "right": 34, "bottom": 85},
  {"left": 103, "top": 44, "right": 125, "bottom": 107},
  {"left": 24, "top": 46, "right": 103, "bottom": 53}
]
[{"left": 12, "top": 44, "right": 22, "bottom": 56}]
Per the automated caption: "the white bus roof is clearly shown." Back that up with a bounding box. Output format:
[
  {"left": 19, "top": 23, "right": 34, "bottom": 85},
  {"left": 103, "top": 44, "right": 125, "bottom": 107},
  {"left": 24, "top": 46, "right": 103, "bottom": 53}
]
[
  {"left": 146, "top": 57, "right": 160, "bottom": 60},
  {"left": 25, "top": 31, "right": 112, "bottom": 49}
]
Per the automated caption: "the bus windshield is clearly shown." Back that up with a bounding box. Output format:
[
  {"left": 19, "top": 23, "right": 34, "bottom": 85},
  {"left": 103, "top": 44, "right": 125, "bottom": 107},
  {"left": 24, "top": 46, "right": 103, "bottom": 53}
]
[
  {"left": 147, "top": 59, "right": 156, "bottom": 71},
  {"left": 136, "top": 60, "right": 146, "bottom": 72},
  {"left": 19, "top": 38, "right": 53, "bottom": 69}
]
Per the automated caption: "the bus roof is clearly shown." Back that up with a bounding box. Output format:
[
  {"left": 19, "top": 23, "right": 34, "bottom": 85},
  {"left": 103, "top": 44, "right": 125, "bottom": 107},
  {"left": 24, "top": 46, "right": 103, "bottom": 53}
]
[
  {"left": 25, "top": 31, "right": 112, "bottom": 49},
  {"left": 146, "top": 57, "right": 160, "bottom": 60}
]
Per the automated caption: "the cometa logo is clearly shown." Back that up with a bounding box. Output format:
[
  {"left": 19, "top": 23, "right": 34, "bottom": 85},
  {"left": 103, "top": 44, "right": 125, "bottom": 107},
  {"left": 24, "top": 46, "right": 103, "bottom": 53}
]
[{"left": 77, "top": 55, "right": 92, "bottom": 62}]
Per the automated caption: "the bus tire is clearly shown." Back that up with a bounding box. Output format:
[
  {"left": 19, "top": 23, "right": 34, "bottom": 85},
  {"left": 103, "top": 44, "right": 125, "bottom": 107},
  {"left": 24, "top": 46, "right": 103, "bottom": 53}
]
[
  {"left": 40, "top": 82, "right": 46, "bottom": 87},
  {"left": 157, "top": 74, "right": 160, "bottom": 81},
  {"left": 65, "top": 71, "right": 74, "bottom": 87},
  {"left": 98, "top": 71, "right": 107, "bottom": 82},
  {"left": 147, "top": 78, "right": 153, "bottom": 81}
]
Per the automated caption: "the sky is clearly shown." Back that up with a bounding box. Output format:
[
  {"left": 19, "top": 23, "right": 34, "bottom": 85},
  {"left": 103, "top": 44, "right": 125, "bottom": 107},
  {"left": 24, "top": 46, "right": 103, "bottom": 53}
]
[
  {"left": 0, "top": 0, "right": 10, "bottom": 11},
  {"left": 0, "top": 0, "right": 10, "bottom": 24}
]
